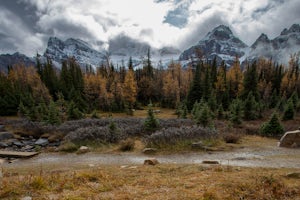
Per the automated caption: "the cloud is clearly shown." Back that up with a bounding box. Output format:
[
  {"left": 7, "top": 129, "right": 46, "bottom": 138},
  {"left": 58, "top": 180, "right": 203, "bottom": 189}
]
[
  {"left": 1, "top": 0, "right": 300, "bottom": 56},
  {"left": 0, "top": 6, "right": 44, "bottom": 55}
]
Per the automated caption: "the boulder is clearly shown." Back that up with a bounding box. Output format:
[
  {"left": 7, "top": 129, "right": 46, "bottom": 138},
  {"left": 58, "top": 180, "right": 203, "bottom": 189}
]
[
  {"left": 142, "top": 148, "right": 157, "bottom": 154},
  {"left": 13, "top": 141, "right": 24, "bottom": 147},
  {"left": 0, "top": 142, "right": 8, "bottom": 148},
  {"left": 35, "top": 138, "right": 49, "bottom": 146},
  {"left": 0, "top": 125, "right": 5, "bottom": 132},
  {"left": 77, "top": 146, "right": 90, "bottom": 154},
  {"left": 144, "top": 158, "right": 159, "bottom": 165},
  {"left": 202, "top": 160, "right": 220, "bottom": 164},
  {"left": 279, "top": 130, "right": 300, "bottom": 148},
  {"left": 191, "top": 141, "right": 205, "bottom": 149},
  {"left": 0, "top": 132, "right": 14, "bottom": 141}
]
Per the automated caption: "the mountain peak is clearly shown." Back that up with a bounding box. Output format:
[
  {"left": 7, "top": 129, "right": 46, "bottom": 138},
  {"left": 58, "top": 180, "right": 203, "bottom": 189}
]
[
  {"left": 251, "top": 33, "right": 270, "bottom": 49},
  {"left": 281, "top": 24, "right": 300, "bottom": 35},
  {"left": 206, "top": 25, "right": 233, "bottom": 40}
]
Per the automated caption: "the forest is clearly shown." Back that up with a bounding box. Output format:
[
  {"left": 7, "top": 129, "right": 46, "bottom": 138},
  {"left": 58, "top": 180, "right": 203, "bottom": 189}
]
[{"left": 0, "top": 51, "right": 300, "bottom": 136}]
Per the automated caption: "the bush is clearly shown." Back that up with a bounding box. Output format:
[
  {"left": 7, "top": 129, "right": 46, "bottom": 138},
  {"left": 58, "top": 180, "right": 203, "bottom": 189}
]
[
  {"left": 145, "top": 126, "right": 218, "bottom": 148},
  {"left": 119, "top": 138, "right": 135, "bottom": 151},
  {"left": 260, "top": 113, "right": 284, "bottom": 137},
  {"left": 222, "top": 133, "right": 241, "bottom": 144}
]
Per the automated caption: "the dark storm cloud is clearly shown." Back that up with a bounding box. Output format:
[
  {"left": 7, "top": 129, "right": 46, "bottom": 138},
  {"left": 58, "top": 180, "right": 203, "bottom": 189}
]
[
  {"left": 0, "top": 1, "right": 38, "bottom": 31},
  {"left": 0, "top": 0, "right": 300, "bottom": 56}
]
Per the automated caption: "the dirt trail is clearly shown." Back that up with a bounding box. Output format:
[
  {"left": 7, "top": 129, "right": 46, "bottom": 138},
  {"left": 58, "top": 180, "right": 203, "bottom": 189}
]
[{"left": 2, "top": 143, "right": 300, "bottom": 170}]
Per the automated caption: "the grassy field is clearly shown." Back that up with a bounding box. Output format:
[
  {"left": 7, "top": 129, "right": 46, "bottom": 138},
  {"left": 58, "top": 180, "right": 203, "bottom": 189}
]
[{"left": 1, "top": 163, "right": 300, "bottom": 200}]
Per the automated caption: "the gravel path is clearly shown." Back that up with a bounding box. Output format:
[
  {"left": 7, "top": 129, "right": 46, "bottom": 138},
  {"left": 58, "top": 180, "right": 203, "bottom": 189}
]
[{"left": 2, "top": 145, "right": 300, "bottom": 169}]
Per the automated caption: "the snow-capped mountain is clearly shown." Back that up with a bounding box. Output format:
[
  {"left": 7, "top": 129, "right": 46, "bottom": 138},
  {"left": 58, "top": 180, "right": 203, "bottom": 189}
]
[
  {"left": 44, "top": 37, "right": 106, "bottom": 67},
  {"left": 180, "top": 24, "right": 300, "bottom": 66},
  {"left": 179, "top": 25, "right": 248, "bottom": 66},
  {"left": 0, "top": 52, "right": 35, "bottom": 73},
  {"left": 247, "top": 24, "right": 300, "bottom": 64}
]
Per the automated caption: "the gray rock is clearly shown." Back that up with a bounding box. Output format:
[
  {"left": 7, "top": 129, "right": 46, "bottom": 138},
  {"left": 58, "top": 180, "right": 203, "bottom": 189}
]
[
  {"left": 77, "top": 146, "right": 90, "bottom": 154},
  {"left": 202, "top": 160, "right": 220, "bottom": 164},
  {"left": 144, "top": 158, "right": 159, "bottom": 165},
  {"left": 0, "top": 142, "right": 8, "bottom": 148},
  {"left": 0, "top": 132, "right": 14, "bottom": 141},
  {"left": 21, "top": 196, "right": 32, "bottom": 200},
  {"left": 35, "top": 138, "right": 49, "bottom": 146},
  {"left": 13, "top": 141, "right": 24, "bottom": 147},
  {"left": 142, "top": 148, "right": 157, "bottom": 154},
  {"left": 191, "top": 141, "right": 205, "bottom": 149},
  {"left": 279, "top": 130, "right": 300, "bottom": 148},
  {"left": 0, "top": 125, "right": 5, "bottom": 132}
]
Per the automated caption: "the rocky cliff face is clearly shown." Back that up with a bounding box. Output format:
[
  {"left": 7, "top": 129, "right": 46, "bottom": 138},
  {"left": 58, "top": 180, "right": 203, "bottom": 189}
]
[
  {"left": 44, "top": 37, "right": 105, "bottom": 67},
  {"left": 179, "top": 24, "right": 300, "bottom": 66},
  {"left": 0, "top": 52, "right": 35, "bottom": 73},
  {"left": 248, "top": 24, "right": 300, "bottom": 64},
  {"left": 179, "top": 25, "right": 248, "bottom": 66}
]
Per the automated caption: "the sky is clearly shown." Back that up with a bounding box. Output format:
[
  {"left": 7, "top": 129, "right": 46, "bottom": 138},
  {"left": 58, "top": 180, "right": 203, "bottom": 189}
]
[{"left": 0, "top": 0, "right": 299, "bottom": 56}]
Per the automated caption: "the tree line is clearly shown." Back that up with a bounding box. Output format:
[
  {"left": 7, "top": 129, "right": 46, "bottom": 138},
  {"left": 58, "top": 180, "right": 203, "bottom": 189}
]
[{"left": 0, "top": 51, "right": 299, "bottom": 128}]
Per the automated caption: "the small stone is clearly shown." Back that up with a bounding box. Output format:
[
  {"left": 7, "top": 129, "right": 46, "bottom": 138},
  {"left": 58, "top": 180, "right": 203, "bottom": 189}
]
[
  {"left": 0, "top": 125, "right": 5, "bottom": 132},
  {"left": 13, "top": 141, "right": 24, "bottom": 147},
  {"left": 191, "top": 141, "right": 205, "bottom": 149},
  {"left": 21, "top": 196, "right": 32, "bottom": 200},
  {"left": 142, "top": 148, "right": 157, "bottom": 154},
  {"left": 144, "top": 158, "right": 159, "bottom": 165},
  {"left": 0, "top": 132, "right": 14, "bottom": 141},
  {"left": 0, "top": 142, "right": 8, "bottom": 148},
  {"left": 77, "top": 146, "right": 90, "bottom": 154},
  {"left": 202, "top": 160, "right": 220, "bottom": 164},
  {"left": 286, "top": 172, "right": 300, "bottom": 179},
  {"left": 35, "top": 138, "right": 49, "bottom": 146}
]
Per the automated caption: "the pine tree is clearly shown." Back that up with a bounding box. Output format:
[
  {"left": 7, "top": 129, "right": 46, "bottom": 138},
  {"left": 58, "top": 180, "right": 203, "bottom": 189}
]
[
  {"left": 241, "top": 62, "right": 259, "bottom": 100},
  {"left": 187, "top": 63, "right": 202, "bottom": 110},
  {"left": 229, "top": 99, "right": 243, "bottom": 125},
  {"left": 282, "top": 100, "right": 295, "bottom": 121},
  {"left": 195, "top": 103, "right": 212, "bottom": 127},
  {"left": 260, "top": 113, "right": 284, "bottom": 137},
  {"left": 243, "top": 92, "right": 259, "bottom": 120},
  {"left": 144, "top": 102, "right": 160, "bottom": 132},
  {"left": 47, "top": 100, "right": 61, "bottom": 125},
  {"left": 67, "top": 101, "right": 83, "bottom": 120}
]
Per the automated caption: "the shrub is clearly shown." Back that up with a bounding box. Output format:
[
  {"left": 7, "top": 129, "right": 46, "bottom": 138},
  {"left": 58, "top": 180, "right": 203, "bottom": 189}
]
[
  {"left": 260, "top": 113, "right": 284, "bottom": 137},
  {"left": 145, "top": 126, "right": 218, "bottom": 148},
  {"left": 119, "top": 138, "right": 135, "bottom": 151},
  {"left": 222, "top": 133, "right": 241, "bottom": 144}
]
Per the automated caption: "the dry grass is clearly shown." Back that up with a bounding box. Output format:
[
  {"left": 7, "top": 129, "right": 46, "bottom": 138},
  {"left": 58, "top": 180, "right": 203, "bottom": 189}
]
[{"left": 1, "top": 164, "right": 299, "bottom": 200}]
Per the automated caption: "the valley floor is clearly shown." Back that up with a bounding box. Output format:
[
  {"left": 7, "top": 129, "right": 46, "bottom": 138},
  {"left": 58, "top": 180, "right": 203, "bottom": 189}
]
[{"left": 1, "top": 136, "right": 300, "bottom": 200}]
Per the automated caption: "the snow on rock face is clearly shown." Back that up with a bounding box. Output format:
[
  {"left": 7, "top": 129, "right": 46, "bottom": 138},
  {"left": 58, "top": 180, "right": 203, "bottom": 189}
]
[
  {"left": 44, "top": 37, "right": 105, "bottom": 67},
  {"left": 248, "top": 24, "right": 300, "bottom": 64},
  {"left": 180, "top": 24, "right": 300, "bottom": 67},
  {"left": 44, "top": 36, "right": 181, "bottom": 69},
  {"left": 179, "top": 25, "right": 248, "bottom": 66}
]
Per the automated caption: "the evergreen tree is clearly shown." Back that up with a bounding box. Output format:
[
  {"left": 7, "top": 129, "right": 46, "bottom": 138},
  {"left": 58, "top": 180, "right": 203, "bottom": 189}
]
[
  {"left": 241, "top": 62, "right": 259, "bottom": 100},
  {"left": 282, "top": 100, "right": 295, "bottom": 121},
  {"left": 187, "top": 63, "right": 202, "bottom": 110},
  {"left": 144, "top": 102, "right": 160, "bottom": 132},
  {"left": 47, "top": 100, "right": 61, "bottom": 125},
  {"left": 243, "top": 92, "right": 259, "bottom": 120},
  {"left": 195, "top": 103, "right": 212, "bottom": 127},
  {"left": 67, "top": 101, "right": 83, "bottom": 120},
  {"left": 229, "top": 99, "right": 243, "bottom": 125},
  {"left": 217, "top": 104, "right": 224, "bottom": 119},
  {"left": 260, "top": 113, "right": 284, "bottom": 137}
]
